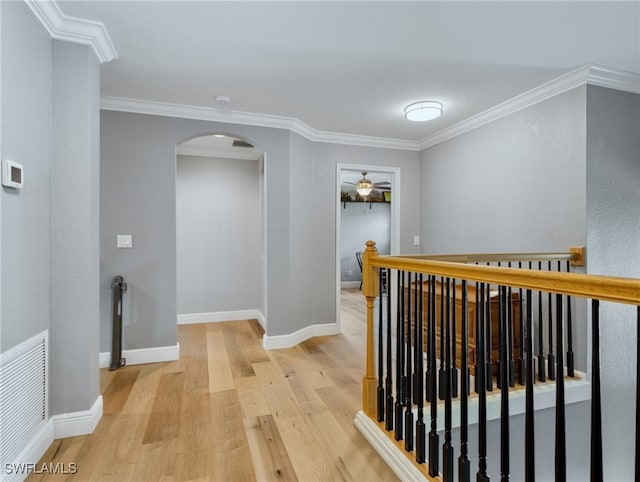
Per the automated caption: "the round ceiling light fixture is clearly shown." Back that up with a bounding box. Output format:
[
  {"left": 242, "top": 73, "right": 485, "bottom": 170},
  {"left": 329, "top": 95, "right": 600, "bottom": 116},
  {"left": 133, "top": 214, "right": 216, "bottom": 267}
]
[{"left": 404, "top": 100, "right": 443, "bottom": 122}]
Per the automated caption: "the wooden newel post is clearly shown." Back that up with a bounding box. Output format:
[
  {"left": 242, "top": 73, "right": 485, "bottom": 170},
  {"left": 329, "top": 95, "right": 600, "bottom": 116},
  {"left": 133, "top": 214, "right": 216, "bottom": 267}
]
[{"left": 362, "top": 240, "right": 380, "bottom": 416}]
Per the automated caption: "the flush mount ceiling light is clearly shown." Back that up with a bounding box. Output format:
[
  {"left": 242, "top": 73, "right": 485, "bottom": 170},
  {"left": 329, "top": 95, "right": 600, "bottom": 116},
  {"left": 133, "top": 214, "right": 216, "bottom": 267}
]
[{"left": 404, "top": 101, "right": 443, "bottom": 122}]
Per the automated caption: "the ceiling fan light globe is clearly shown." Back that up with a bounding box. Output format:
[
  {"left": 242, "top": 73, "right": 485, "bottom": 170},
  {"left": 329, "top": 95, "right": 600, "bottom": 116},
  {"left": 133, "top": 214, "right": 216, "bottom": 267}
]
[{"left": 355, "top": 177, "right": 373, "bottom": 197}]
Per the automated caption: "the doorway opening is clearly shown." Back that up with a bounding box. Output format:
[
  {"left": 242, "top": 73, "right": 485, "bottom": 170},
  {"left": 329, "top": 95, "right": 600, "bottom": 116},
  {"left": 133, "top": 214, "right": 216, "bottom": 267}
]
[
  {"left": 175, "top": 133, "right": 267, "bottom": 329},
  {"left": 335, "top": 163, "right": 400, "bottom": 333}
]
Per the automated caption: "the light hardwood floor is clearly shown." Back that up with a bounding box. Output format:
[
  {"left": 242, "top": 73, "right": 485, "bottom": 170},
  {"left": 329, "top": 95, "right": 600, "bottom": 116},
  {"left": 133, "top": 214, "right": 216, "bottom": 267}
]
[{"left": 28, "top": 289, "right": 398, "bottom": 482}]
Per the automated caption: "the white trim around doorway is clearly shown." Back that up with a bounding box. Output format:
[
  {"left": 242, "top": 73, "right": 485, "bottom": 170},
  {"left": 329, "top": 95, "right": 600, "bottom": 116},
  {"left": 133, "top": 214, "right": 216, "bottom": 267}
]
[{"left": 335, "top": 163, "right": 401, "bottom": 333}]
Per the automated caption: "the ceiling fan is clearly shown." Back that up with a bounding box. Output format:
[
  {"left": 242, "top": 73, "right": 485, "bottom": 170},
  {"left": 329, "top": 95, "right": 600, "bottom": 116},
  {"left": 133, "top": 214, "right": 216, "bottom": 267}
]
[{"left": 343, "top": 171, "right": 391, "bottom": 196}]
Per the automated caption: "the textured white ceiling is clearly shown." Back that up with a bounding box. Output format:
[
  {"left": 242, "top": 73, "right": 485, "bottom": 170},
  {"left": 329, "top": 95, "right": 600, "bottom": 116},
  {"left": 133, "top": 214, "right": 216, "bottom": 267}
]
[{"left": 58, "top": 1, "right": 640, "bottom": 142}]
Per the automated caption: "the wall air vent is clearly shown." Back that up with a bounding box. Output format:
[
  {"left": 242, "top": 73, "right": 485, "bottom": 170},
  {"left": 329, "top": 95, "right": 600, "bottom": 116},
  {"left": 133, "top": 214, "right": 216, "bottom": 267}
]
[
  {"left": 0, "top": 331, "right": 48, "bottom": 472},
  {"left": 232, "top": 140, "right": 254, "bottom": 148}
]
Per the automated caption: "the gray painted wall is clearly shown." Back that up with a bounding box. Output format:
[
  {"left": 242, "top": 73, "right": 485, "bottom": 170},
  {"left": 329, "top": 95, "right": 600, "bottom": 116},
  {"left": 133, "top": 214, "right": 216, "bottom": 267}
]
[
  {"left": 1, "top": 3, "right": 101, "bottom": 417},
  {"left": 421, "top": 86, "right": 587, "bottom": 254},
  {"left": 50, "top": 40, "right": 101, "bottom": 414},
  {"left": 176, "top": 154, "right": 260, "bottom": 315},
  {"left": 287, "top": 133, "right": 316, "bottom": 328},
  {"left": 586, "top": 85, "right": 639, "bottom": 481},
  {"left": 100, "top": 116, "right": 421, "bottom": 348},
  {"left": 100, "top": 112, "right": 292, "bottom": 350},
  {"left": 420, "top": 86, "right": 588, "bottom": 369},
  {"left": 0, "top": 1, "right": 52, "bottom": 353},
  {"left": 341, "top": 202, "right": 390, "bottom": 283}
]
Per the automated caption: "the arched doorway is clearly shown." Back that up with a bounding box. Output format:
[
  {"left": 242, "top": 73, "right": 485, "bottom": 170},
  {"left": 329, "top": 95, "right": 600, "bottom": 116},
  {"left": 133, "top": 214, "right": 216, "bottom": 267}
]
[{"left": 175, "top": 133, "right": 267, "bottom": 329}]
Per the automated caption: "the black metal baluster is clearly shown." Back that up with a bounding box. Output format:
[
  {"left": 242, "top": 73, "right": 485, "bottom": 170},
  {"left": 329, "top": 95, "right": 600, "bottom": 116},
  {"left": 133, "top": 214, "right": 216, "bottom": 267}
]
[
  {"left": 395, "top": 271, "right": 404, "bottom": 441},
  {"left": 565, "top": 261, "right": 575, "bottom": 377},
  {"left": 377, "top": 268, "right": 385, "bottom": 422},
  {"left": 590, "top": 299, "right": 603, "bottom": 482},
  {"left": 405, "top": 272, "right": 412, "bottom": 407},
  {"left": 486, "top": 283, "right": 494, "bottom": 391},
  {"left": 636, "top": 306, "right": 640, "bottom": 482},
  {"left": 440, "top": 276, "right": 446, "bottom": 400},
  {"left": 477, "top": 283, "right": 489, "bottom": 481},
  {"left": 496, "top": 263, "right": 506, "bottom": 390},
  {"left": 548, "top": 261, "right": 556, "bottom": 381},
  {"left": 555, "top": 294, "right": 566, "bottom": 481},
  {"left": 517, "top": 262, "right": 526, "bottom": 386},
  {"left": 525, "top": 289, "right": 535, "bottom": 482},
  {"left": 443, "top": 278, "right": 454, "bottom": 482},
  {"left": 500, "top": 286, "right": 510, "bottom": 481},
  {"left": 475, "top": 281, "right": 480, "bottom": 394},
  {"left": 497, "top": 283, "right": 504, "bottom": 391},
  {"left": 537, "top": 262, "right": 545, "bottom": 382},
  {"left": 458, "top": 280, "right": 470, "bottom": 482},
  {"left": 414, "top": 272, "right": 421, "bottom": 404},
  {"left": 426, "top": 275, "right": 435, "bottom": 403},
  {"left": 451, "top": 278, "right": 459, "bottom": 399},
  {"left": 416, "top": 275, "right": 426, "bottom": 464},
  {"left": 507, "top": 279, "right": 515, "bottom": 388},
  {"left": 429, "top": 275, "right": 440, "bottom": 478},
  {"left": 385, "top": 269, "right": 394, "bottom": 431},
  {"left": 405, "top": 272, "right": 414, "bottom": 452}
]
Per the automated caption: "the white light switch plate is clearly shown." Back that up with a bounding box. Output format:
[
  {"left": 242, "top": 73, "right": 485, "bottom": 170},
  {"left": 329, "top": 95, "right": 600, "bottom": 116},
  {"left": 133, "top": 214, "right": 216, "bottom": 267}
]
[{"left": 117, "top": 235, "right": 133, "bottom": 248}]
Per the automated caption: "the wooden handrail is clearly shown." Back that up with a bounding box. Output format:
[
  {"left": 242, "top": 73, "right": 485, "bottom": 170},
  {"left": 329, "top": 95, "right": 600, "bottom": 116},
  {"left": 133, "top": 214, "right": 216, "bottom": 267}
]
[
  {"left": 364, "top": 244, "right": 639, "bottom": 306},
  {"left": 396, "top": 245, "right": 585, "bottom": 266}
]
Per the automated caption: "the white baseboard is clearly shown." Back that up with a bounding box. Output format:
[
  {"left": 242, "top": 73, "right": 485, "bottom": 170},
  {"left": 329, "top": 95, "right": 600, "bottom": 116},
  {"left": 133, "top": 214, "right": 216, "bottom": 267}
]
[
  {"left": 53, "top": 395, "right": 103, "bottom": 439},
  {"left": 2, "top": 396, "right": 104, "bottom": 482},
  {"left": 177, "top": 309, "right": 263, "bottom": 325},
  {"left": 3, "top": 419, "right": 55, "bottom": 482},
  {"left": 99, "top": 343, "right": 180, "bottom": 368},
  {"left": 354, "top": 411, "right": 427, "bottom": 481},
  {"left": 262, "top": 323, "right": 338, "bottom": 350},
  {"left": 254, "top": 311, "right": 266, "bottom": 331},
  {"left": 341, "top": 281, "right": 361, "bottom": 289}
]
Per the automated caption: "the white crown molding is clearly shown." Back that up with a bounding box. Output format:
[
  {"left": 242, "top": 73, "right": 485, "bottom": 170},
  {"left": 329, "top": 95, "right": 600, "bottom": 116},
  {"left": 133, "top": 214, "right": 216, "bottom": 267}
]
[
  {"left": 587, "top": 64, "right": 640, "bottom": 94},
  {"left": 100, "top": 96, "right": 421, "bottom": 151},
  {"left": 101, "top": 64, "right": 637, "bottom": 152},
  {"left": 419, "top": 63, "right": 640, "bottom": 149},
  {"left": 24, "top": 0, "right": 117, "bottom": 63}
]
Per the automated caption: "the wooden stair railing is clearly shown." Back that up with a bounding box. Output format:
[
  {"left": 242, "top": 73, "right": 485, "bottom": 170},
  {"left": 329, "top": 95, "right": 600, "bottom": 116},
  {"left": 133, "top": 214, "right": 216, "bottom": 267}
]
[{"left": 360, "top": 240, "right": 640, "bottom": 482}]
